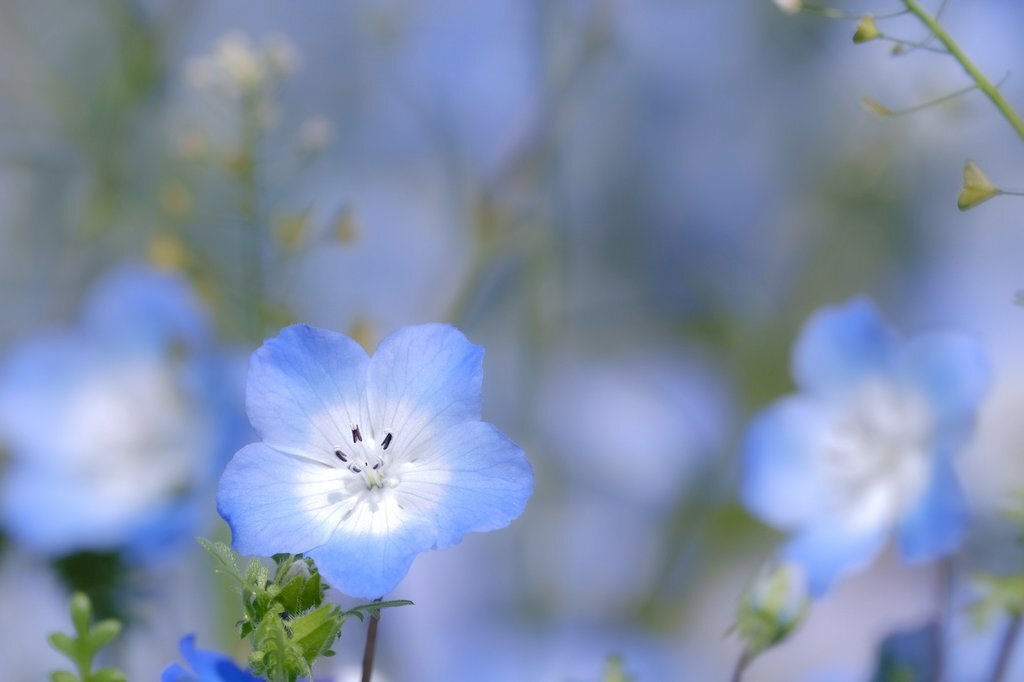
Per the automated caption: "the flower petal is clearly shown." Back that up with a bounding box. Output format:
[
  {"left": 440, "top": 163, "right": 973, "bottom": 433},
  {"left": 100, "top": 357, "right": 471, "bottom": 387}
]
[
  {"left": 792, "top": 297, "right": 897, "bottom": 396},
  {"left": 898, "top": 456, "right": 967, "bottom": 562},
  {"left": 741, "top": 396, "right": 831, "bottom": 529},
  {"left": 246, "top": 324, "right": 369, "bottom": 461},
  {"left": 217, "top": 443, "right": 352, "bottom": 556},
  {"left": 395, "top": 420, "right": 533, "bottom": 549},
  {"left": 900, "top": 332, "right": 990, "bottom": 440},
  {"left": 783, "top": 519, "right": 888, "bottom": 595},
  {"left": 365, "top": 324, "right": 483, "bottom": 452},
  {"left": 309, "top": 503, "right": 437, "bottom": 599}
]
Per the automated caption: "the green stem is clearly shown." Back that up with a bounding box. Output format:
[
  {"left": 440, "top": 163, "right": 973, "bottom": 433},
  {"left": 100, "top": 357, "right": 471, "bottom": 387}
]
[
  {"left": 901, "top": 0, "right": 1024, "bottom": 140},
  {"left": 237, "top": 90, "right": 266, "bottom": 341},
  {"left": 361, "top": 598, "right": 383, "bottom": 682}
]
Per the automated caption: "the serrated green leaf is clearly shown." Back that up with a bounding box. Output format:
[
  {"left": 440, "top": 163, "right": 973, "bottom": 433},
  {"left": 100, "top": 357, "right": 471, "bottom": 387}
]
[
  {"left": 275, "top": 575, "right": 305, "bottom": 615},
  {"left": 70, "top": 593, "right": 92, "bottom": 635},
  {"left": 91, "top": 668, "right": 127, "bottom": 682},
  {"left": 299, "top": 571, "right": 323, "bottom": 611},
  {"left": 87, "top": 620, "right": 122, "bottom": 650},
  {"left": 48, "top": 633, "right": 78, "bottom": 658},
  {"left": 50, "top": 671, "right": 79, "bottom": 682}
]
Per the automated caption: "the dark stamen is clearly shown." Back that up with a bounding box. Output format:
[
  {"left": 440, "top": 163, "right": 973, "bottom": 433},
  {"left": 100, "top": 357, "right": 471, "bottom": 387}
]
[
  {"left": 382, "top": 433, "right": 393, "bottom": 450},
  {"left": 348, "top": 463, "right": 362, "bottom": 473},
  {"left": 352, "top": 426, "right": 363, "bottom": 443},
  {"left": 334, "top": 448, "right": 348, "bottom": 462}
]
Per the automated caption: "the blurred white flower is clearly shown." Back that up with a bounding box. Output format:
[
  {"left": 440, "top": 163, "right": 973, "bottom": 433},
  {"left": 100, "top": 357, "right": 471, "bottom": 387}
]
[
  {"left": 298, "top": 116, "right": 335, "bottom": 153},
  {"left": 774, "top": 0, "right": 802, "bottom": 14},
  {"left": 187, "top": 31, "right": 300, "bottom": 95}
]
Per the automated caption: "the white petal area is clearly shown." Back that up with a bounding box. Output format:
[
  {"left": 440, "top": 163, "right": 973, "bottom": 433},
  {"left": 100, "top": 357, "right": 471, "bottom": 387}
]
[
  {"left": 309, "top": 496, "right": 437, "bottom": 599},
  {"left": 392, "top": 421, "right": 533, "bottom": 549},
  {"left": 217, "top": 443, "right": 355, "bottom": 556},
  {"left": 364, "top": 324, "right": 483, "bottom": 453},
  {"left": 246, "top": 324, "right": 370, "bottom": 462}
]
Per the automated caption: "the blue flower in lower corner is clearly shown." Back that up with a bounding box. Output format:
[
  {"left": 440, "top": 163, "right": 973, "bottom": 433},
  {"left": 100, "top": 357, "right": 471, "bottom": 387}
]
[
  {"left": 162, "top": 635, "right": 262, "bottom": 682},
  {"left": 217, "top": 323, "right": 534, "bottom": 599},
  {"left": 741, "top": 297, "right": 990, "bottom": 595}
]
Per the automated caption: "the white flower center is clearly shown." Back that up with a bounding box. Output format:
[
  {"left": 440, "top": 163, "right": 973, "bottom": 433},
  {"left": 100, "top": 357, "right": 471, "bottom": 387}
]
[
  {"left": 332, "top": 424, "right": 396, "bottom": 491},
  {"left": 817, "top": 379, "right": 934, "bottom": 531}
]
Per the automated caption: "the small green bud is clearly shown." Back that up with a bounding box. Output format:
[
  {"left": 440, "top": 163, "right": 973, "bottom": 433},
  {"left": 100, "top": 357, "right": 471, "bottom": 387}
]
[
  {"left": 853, "top": 15, "right": 881, "bottom": 43},
  {"left": 734, "top": 562, "right": 810, "bottom": 659},
  {"left": 958, "top": 160, "right": 1002, "bottom": 211}
]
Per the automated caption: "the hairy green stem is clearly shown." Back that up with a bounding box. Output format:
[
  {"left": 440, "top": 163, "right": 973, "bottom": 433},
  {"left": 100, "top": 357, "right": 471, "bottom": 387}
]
[{"left": 901, "top": 0, "right": 1024, "bottom": 139}]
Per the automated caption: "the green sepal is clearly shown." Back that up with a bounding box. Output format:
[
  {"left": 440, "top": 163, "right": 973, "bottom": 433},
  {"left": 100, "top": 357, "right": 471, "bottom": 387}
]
[
  {"left": 853, "top": 15, "right": 881, "bottom": 43},
  {"left": 197, "top": 537, "right": 243, "bottom": 585}
]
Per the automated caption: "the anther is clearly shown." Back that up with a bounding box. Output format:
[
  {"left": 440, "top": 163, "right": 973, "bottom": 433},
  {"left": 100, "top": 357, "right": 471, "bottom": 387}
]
[
  {"left": 372, "top": 457, "right": 383, "bottom": 471},
  {"left": 382, "top": 433, "right": 393, "bottom": 450},
  {"left": 348, "top": 463, "right": 362, "bottom": 474},
  {"left": 333, "top": 448, "right": 348, "bottom": 462},
  {"left": 352, "top": 426, "right": 363, "bottom": 443}
]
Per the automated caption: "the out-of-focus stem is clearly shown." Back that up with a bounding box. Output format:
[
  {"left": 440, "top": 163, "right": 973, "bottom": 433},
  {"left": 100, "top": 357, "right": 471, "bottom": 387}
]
[
  {"left": 237, "top": 90, "right": 265, "bottom": 340},
  {"left": 901, "top": 0, "right": 1024, "bottom": 140},
  {"left": 989, "top": 614, "right": 1023, "bottom": 682},
  {"left": 730, "top": 647, "right": 752, "bottom": 682}
]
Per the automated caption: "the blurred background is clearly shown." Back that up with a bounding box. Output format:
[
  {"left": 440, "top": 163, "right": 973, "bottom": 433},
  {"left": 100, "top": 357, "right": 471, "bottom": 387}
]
[{"left": 1, "top": 0, "right": 1023, "bottom": 679}]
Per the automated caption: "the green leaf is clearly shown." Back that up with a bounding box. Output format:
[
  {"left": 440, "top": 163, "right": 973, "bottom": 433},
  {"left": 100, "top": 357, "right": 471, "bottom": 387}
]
[
  {"left": 50, "top": 672, "right": 79, "bottom": 682},
  {"left": 86, "top": 620, "right": 122, "bottom": 650},
  {"left": 198, "top": 537, "right": 243, "bottom": 584},
  {"left": 70, "top": 593, "right": 92, "bottom": 635},
  {"left": 288, "top": 605, "right": 344, "bottom": 663},
  {"left": 91, "top": 668, "right": 127, "bottom": 682},
  {"left": 958, "top": 160, "right": 1002, "bottom": 211},
  {"left": 343, "top": 599, "right": 414, "bottom": 622},
  {"left": 48, "top": 633, "right": 78, "bottom": 658},
  {"left": 245, "top": 558, "right": 269, "bottom": 591}
]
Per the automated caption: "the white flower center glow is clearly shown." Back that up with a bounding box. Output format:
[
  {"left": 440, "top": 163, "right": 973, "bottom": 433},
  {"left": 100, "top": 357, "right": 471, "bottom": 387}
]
[
  {"left": 817, "top": 379, "right": 934, "bottom": 531},
  {"left": 331, "top": 425, "right": 397, "bottom": 491}
]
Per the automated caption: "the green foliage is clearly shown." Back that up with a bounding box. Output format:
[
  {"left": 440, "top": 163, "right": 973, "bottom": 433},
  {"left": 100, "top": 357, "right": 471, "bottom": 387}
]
[
  {"left": 47, "top": 592, "right": 126, "bottom": 682},
  {"left": 199, "top": 537, "right": 414, "bottom": 682},
  {"left": 52, "top": 551, "right": 131, "bottom": 623},
  {"left": 601, "top": 655, "right": 635, "bottom": 682},
  {"left": 732, "top": 563, "right": 809, "bottom": 663}
]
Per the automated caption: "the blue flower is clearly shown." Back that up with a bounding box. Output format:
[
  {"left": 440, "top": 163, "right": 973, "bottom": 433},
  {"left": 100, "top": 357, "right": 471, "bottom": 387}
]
[
  {"left": 741, "top": 297, "right": 990, "bottom": 594},
  {"left": 217, "top": 323, "right": 533, "bottom": 599},
  {"left": 0, "top": 265, "right": 239, "bottom": 557},
  {"left": 162, "top": 635, "right": 262, "bottom": 682}
]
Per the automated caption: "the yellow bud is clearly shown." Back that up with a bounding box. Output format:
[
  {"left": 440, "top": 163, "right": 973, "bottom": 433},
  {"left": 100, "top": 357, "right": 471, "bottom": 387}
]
[
  {"left": 861, "top": 97, "right": 893, "bottom": 118},
  {"left": 332, "top": 207, "right": 359, "bottom": 244},
  {"left": 274, "top": 213, "right": 308, "bottom": 251},
  {"left": 853, "top": 15, "right": 881, "bottom": 44},
  {"left": 958, "top": 161, "right": 1002, "bottom": 211},
  {"left": 147, "top": 233, "right": 189, "bottom": 271}
]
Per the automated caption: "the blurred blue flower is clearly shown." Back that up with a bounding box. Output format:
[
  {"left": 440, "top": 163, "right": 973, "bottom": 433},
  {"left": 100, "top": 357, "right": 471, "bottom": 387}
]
[
  {"left": 0, "top": 265, "right": 239, "bottom": 557},
  {"left": 742, "top": 297, "right": 990, "bottom": 594},
  {"left": 217, "top": 323, "right": 533, "bottom": 599},
  {"left": 162, "top": 635, "right": 261, "bottom": 682}
]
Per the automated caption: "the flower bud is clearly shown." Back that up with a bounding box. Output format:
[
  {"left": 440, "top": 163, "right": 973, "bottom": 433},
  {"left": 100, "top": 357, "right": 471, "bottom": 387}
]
[{"left": 734, "top": 562, "right": 810, "bottom": 658}]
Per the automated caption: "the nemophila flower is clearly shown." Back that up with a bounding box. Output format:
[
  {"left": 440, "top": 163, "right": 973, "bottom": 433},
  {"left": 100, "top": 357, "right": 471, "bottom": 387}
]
[
  {"left": 0, "top": 265, "right": 238, "bottom": 557},
  {"left": 742, "top": 297, "right": 990, "bottom": 594},
  {"left": 217, "top": 323, "right": 533, "bottom": 599},
  {"left": 162, "top": 635, "right": 262, "bottom": 682}
]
